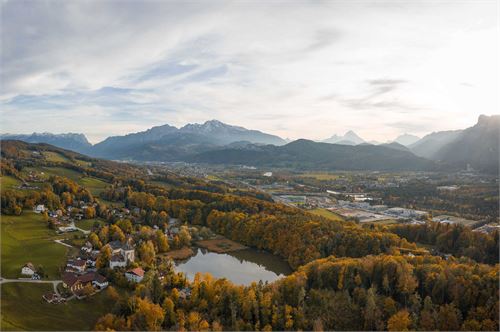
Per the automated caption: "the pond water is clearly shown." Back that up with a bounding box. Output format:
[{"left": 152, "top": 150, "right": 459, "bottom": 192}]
[{"left": 175, "top": 247, "right": 292, "bottom": 285}]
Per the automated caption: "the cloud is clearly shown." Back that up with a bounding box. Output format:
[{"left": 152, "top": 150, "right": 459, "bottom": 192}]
[{"left": 0, "top": 0, "right": 498, "bottom": 142}]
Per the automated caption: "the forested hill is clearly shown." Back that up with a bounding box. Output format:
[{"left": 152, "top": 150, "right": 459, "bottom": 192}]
[
  {"left": 189, "top": 139, "right": 439, "bottom": 171},
  {"left": 1, "top": 140, "right": 498, "bottom": 331}
]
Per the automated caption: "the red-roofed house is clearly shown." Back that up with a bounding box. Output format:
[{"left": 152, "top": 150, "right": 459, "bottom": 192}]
[{"left": 125, "top": 267, "right": 145, "bottom": 283}]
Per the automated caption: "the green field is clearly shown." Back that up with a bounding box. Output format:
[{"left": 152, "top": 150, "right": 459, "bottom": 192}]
[
  {"left": 0, "top": 176, "right": 21, "bottom": 192},
  {"left": 75, "top": 218, "right": 106, "bottom": 231},
  {"left": 21, "top": 165, "right": 108, "bottom": 196},
  {"left": 1, "top": 283, "right": 115, "bottom": 331},
  {"left": 1, "top": 212, "right": 68, "bottom": 279},
  {"left": 42, "top": 151, "right": 70, "bottom": 163},
  {"left": 309, "top": 208, "right": 344, "bottom": 221},
  {"left": 299, "top": 172, "right": 340, "bottom": 180},
  {"left": 21, "top": 166, "right": 82, "bottom": 182},
  {"left": 78, "top": 177, "right": 108, "bottom": 195}
]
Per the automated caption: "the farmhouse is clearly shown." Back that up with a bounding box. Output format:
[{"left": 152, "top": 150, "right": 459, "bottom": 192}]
[
  {"left": 179, "top": 287, "right": 192, "bottom": 300},
  {"left": 125, "top": 267, "right": 144, "bottom": 283},
  {"left": 66, "top": 259, "right": 87, "bottom": 273},
  {"left": 62, "top": 272, "right": 108, "bottom": 295},
  {"left": 21, "top": 262, "right": 36, "bottom": 276},
  {"left": 33, "top": 204, "right": 46, "bottom": 213}
]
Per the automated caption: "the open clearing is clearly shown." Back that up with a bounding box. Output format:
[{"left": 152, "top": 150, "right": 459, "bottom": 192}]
[
  {"left": 0, "top": 176, "right": 21, "bottom": 193},
  {"left": 1, "top": 212, "right": 68, "bottom": 279},
  {"left": 196, "top": 238, "right": 248, "bottom": 253},
  {"left": 75, "top": 218, "right": 106, "bottom": 231},
  {"left": 21, "top": 166, "right": 82, "bottom": 182},
  {"left": 1, "top": 283, "right": 114, "bottom": 331},
  {"left": 164, "top": 247, "right": 195, "bottom": 260},
  {"left": 42, "top": 151, "right": 70, "bottom": 163},
  {"left": 309, "top": 208, "right": 344, "bottom": 222},
  {"left": 78, "top": 177, "right": 108, "bottom": 196},
  {"left": 299, "top": 172, "right": 340, "bottom": 180}
]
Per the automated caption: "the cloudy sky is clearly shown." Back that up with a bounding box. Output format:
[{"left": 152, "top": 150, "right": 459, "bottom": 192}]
[{"left": 1, "top": 0, "right": 498, "bottom": 143}]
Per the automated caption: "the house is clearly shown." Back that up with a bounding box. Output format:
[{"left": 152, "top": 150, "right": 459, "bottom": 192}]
[
  {"left": 179, "top": 287, "right": 192, "bottom": 300},
  {"left": 62, "top": 272, "right": 108, "bottom": 295},
  {"left": 125, "top": 267, "right": 145, "bottom": 283},
  {"left": 66, "top": 259, "right": 86, "bottom": 273},
  {"left": 34, "top": 204, "right": 46, "bottom": 213},
  {"left": 109, "top": 254, "right": 127, "bottom": 268},
  {"left": 168, "top": 218, "right": 179, "bottom": 227},
  {"left": 92, "top": 273, "right": 109, "bottom": 289},
  {"left": 108, "top": 239, "right": 135, "bottom": 263},
  {"left": 21, "top": 262, "right": 36, "bottom": 276},
  {"left": 81, "top": 242, "right": 93, "bottom": 253}
]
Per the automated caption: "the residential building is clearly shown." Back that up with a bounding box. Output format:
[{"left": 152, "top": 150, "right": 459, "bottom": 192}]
[
  {"left": 66, "top": 259, "right": 87, "bottom": 273},
  {"left": 109, "top": 254, "right": 127, "bottom": 268},
  {"left": 21, "top": 262, "right": 36, "bottom": 276},
  {"left": 33, "top": 204, "right": 45, "bottom": 213},
  {"left": 125, "top": 267, "right": 145, "bottom": 283}
]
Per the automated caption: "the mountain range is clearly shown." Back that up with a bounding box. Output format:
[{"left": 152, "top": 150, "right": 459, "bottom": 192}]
[
  {"left": 1, "top": 115, "right": 498, "bottom": 173},
  {"left": 0, "top": 132, "right": 92, "bottom": 152}
]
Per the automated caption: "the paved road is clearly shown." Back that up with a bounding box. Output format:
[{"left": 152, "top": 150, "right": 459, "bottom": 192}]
[
  {"left": 0, "top": 277, "right": 62, "bottom": 295},
  {"left": 74, "top": 227, "right": 90, "bottom": 235},
  {"left": 54, "top": 239, "right": 74, "bottom": 248}
]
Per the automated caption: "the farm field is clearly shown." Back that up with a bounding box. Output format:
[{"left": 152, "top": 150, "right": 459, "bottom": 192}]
[
  {"left": 1, "top": 212, "right": 68, "bottom": 279},
  {"left": 75, "top": 218, "right": 106, "bottom": 231},
  {"left": 309, "top": 208, "right": 344, "bottom": 221},
  {"left": 41, "top": 151, "right": 70, "bottom": 163},
  {"left": 0, "top": 283, "right": 115, "bottom": 331},
  {"left": 77, "top": 177, "right": 108, "bottom": 195},
  {"left": 19, "top": 165, "right": 108, "bottom": 196},
  {"left": 0, "top": 176, "right": 21, "bottom": 193},
  {"left": 21, "top": 166, "right": 82, "bottom": 182},
  {"left": 299, "top": 172, "right": 340, "bottom": 180}
]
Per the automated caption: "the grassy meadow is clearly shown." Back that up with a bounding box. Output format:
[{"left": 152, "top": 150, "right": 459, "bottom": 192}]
[
  {"left": 1, "top": 212, "right": 68, "bottom": 279},
  {"left": 0, "top": 176, "right": 21, "bottom": 193},
  {"left": 1, "top": 283, "right": 115, "bottom": 331},
  {"left": 309, "top": 208, "right": 345, "bottom": 222}
]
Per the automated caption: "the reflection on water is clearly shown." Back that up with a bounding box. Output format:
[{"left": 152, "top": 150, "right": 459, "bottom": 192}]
[{"left": 175, "top": 247, "right": 292, "bottom": 285}]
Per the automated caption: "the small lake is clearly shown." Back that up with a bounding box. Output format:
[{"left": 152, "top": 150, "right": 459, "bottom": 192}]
[{"left": 175, "top": 247, "right": 292, "bottom": 285}]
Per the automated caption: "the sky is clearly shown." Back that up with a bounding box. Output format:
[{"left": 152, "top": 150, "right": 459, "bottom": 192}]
[{"left": 1, "top": 0, "right": 498, "bottom": 144}]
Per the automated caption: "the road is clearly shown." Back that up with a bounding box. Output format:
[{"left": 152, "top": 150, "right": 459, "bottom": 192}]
[
  {"left": 0, "top": 277, "right": 62, "bottom": 295},
  {"left": 54, "top": 239, "right": 74, "bottom": 248}
]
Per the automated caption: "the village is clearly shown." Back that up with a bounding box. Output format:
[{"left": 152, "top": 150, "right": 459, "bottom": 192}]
[{"left": 14, "top": 201, "right": 221, "bottom": 305}]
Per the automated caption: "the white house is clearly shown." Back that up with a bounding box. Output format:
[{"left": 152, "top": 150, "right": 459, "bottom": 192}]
[
  {"left": 125, "top": 267, "right": 145, "bottom": 283},
  {"left": 109, "top": 254, "right": 127, "bottom": 269},
  {"left": 34, "top": 205, "right": 46, "bottom": 213},
  {"left": 92, "top": 274, "right": 109, "bottom": 289},
  {"left": 108, "top": 240, "right": 135, "bottom": 263},
  {"left": 21, "top": 262, "right": 36, "bottom": 276}
]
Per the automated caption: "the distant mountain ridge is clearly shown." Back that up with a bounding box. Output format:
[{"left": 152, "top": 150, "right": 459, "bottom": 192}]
[
  {"left": 322, "top": 130, "right": 365, "bottom": 145},
  {"left": 189, "top": 139, "right": 437, "bottom": 171},
  {"left": 0, "top": 132, "right": 92, "bottom": 152},
  {"left": 434, "top": 115, "right": 499, "bottom": 173},
  {"left": 393, "top": 133, "right": 420, "bottom": 146},
  {"left": 90, "top": 120, "right": 286, "bottom": 159},
  {"left": 3, "top": 115, "right": 498, "bottom": 173}
]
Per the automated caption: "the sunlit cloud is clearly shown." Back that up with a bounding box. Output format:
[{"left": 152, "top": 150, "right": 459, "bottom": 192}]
[{"left": 1, "top": 0, "right": 498, "bottom": 143}]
